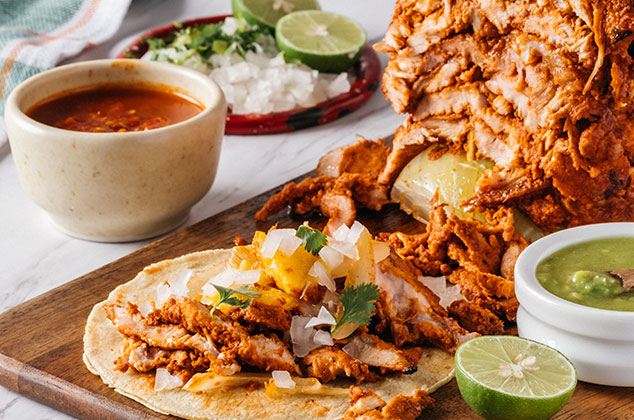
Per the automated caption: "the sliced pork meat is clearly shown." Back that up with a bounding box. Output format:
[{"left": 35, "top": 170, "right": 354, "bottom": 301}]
[
  {"left": 257, "top": 157, "right": 390, "bottom": 233},
  {"left": 316, "top": 138, "right": 391, "bottom": 179},
  {"left": 301, "top": 346, "right": 379, "bottom": 383},
  {"left": 151, "top": 297, "right": 300, "bottom": 374},
  {"left": 378, "top": 0, "right": 634, "bottom": 232},
  {"left": 342, "top": 332, "right": 421, "bottom": 374}
]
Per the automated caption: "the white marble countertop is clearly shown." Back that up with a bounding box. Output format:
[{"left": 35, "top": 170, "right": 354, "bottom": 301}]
[{"left": 0, "top": 1, "right": 402, "bottom": 418}]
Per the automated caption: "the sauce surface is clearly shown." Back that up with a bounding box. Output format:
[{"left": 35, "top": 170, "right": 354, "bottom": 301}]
[
  {"left": 536, "top": 237, "right": 634, "bottom": 311},
  {"left": 27, "top": 83, "right": 204, "bottom": 132}
]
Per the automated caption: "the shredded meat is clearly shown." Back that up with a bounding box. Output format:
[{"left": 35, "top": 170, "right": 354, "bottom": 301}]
[
  {"left": 226, "top": 300, "right": 292, "bottom": 332},
  {"left": 343, "top": 386, "right": 435, "bottom": 420},
  {"left": 301, "top": 346, "right": 379, "bottom": 383},
  {"left": 379, "top": 198, "right": 523, "bottom": 334},
  {"left": 377, "top": 0, "right": 634, "bottom": 232},
  {"left": 342, "top": 332, "right": 422, "bottom": 374},
  {"left": 114, "top": 338, "right": 211, "bottom": 382},
  {"left": 372, "top": 251, "right": 477, "bottom": 352},
  {"left": 256, "top": 140, "right": 392, "bottom": 233},
  {"left": 150, "top": 298, "right": 300, "bottom": 374}
]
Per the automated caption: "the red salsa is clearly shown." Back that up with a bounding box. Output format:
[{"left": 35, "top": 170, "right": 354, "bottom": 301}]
[{"left": 26, "top": 83, "right": 204, "bottom": 132}]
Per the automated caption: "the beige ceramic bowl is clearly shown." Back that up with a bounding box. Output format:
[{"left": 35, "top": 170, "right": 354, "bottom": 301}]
[{"left": 5, "top": 59, "right": 226, "bottom": 242}]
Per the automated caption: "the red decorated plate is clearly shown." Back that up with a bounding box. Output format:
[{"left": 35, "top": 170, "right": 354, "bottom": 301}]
[{"left": 118, "top": 15, "right": 381, "bottom": 135}]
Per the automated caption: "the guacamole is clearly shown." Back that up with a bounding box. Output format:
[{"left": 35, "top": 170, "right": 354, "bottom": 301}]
[{"left": 535, "top": 237, "right": 634, "bottom": 311}]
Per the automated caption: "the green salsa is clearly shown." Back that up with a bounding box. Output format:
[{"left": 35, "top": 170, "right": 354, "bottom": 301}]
[{"left": 535, "top": 237, "right": 634, "bottom": 311}]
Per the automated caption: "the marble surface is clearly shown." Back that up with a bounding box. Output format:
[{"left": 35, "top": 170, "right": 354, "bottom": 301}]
[{"left": 0, "top": 0, "right": 403, "bottom": 418}]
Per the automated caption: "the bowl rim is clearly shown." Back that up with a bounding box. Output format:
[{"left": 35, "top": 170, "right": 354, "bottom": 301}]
[
  {"left": 515, "top": 222, "right": 634, "bottom": 338},
  {"left": 5, "top": 58, "right": 225, "bottom": 139}
]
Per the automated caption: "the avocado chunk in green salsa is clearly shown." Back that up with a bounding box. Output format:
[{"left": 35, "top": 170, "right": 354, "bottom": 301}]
[{"left": 536, "top": 237, "right": 634, "bottom": 311}]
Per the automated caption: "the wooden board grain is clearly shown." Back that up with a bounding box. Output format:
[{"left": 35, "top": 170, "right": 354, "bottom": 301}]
[{"left": 0, "top": 172, "right": 632, "bottom": 420}]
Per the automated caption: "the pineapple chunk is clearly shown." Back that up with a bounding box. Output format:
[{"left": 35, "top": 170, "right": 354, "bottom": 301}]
[
  {"left": 345, "top": 227, "right": 376, "bottom": 287},
  {"left": 252, "top": 230, "right": 319, "bottom": 298}
]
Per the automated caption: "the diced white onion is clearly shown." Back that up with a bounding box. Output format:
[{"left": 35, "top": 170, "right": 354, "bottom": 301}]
[
  {"left": 319, "top": 245, "right": 345, "bottom": 271},
  {"left": 347, "top": 221, "right": 366, "bottom": 245},
  {"left": 272, "top": 370, "right": 296, "bottom": 389},
  {"left": 170, "top": 269, "right": 192, "bottom": 298},
  {"left": 154, "top": 368, "right": 183, "bottom": 391},
  {"left": 278, "top": 231, "right": 303, "bottom": 256},
  {"left": 305, "top": 306, "right": 337, "bottom": 328},
  {"left": 201, "top": 269, "right": 260, "bottom": 299},
  {"left": 419, "top": 276, "right": 464, "bottom": 308},
  {"left": 332, "top": 224, "right": 350, "bottom": 242},
  {"left": 330, "top": 240, "right": 360, "bottom": 260},
  {"left": 230, "top": 269, "right": 261, "bottom": 286},
  {"left": 154, "top": 269, "right": 192, "bottom": 307},
  {"left": 137, "top": 301, "right": 154, "bottom": 318},
  {"left": 291, "top": 316, "right": 323, "bottom": 357},
  {"left": 261, "top": 229, "right": 298, "bottom": 258},
  {"left": 155, "top": 282, "right": 172, "bottom": 308},
  {"left": 372, "top": 241, "right": 391, "bottom": 263},
  {"left": 313, "top": 330, "right": 334, "bottom": 347},
  {"left": 308, "top": 261, "right": 336, "bottom": 292}
]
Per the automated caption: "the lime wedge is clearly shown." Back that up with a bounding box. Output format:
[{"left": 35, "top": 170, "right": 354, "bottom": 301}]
[
  {"left": 275, "top": 10, "right": 366, "bottom": 73},
  {"left": 455, "top": 336, "right": 577, "bottom": 420},
  {"left": 232, "top": 0, "right": 320, "bottom": 29}
]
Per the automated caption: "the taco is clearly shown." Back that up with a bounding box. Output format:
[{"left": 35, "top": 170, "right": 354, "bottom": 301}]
[{"left": 84, "top": 222, "right": 465, "bottom": 420}]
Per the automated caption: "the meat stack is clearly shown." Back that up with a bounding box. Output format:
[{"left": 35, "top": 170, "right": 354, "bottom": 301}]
[{"left": 376, "top": 0, "right": 634, "bottom": 231}]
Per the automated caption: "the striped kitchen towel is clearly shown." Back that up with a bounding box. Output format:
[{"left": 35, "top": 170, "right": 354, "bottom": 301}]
[{"left": 0, "top": 0, "right": 131, "bottom": 147}]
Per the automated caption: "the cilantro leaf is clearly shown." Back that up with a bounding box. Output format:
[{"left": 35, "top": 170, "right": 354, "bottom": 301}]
[
  {"left": 210, "top": 285, "right": 261, "bottom": 318},
  {"left": 332, "top": 283, "right": 381, "bottom": 333},
  {"left": 145, "top": 37, "right": 167, "bottom": 50},
  {"left": 296, "top": 225, "right": 328, "bottom": 255}
]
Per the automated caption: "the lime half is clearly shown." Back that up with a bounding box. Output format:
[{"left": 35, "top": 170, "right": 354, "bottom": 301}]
[
  {"left": 455, "top": 336, "right": 577, "bottom": 420},
  {"left": 276, "top": 10, "right": 366, "bottom": 73},
  {"left": 232, "top": 0, "right": 320, "bottom": 29}
]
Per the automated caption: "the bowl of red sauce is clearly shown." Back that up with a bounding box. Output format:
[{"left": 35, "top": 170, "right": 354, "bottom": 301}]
[{"left": 5, "top": 59, "right": 226, "bottom": 242}]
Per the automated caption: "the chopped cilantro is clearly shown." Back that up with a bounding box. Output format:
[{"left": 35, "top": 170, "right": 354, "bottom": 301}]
[
  {"left": 296, "top": 225, "right": 328, "bottom": 255},
  {"left": 144, "top": 18, "right": 269, "bottom": 60},
  {"left": 209, "top": 285, "right": 261, "bottom": 318},
  {"left": 332, "top": 283, "right": 381, "bottom": 333}
]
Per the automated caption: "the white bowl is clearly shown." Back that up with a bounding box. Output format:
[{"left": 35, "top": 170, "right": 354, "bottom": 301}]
[
  {"left": 5, "top": 59, "right": 226, "bottom": 242},
  {"left": 515, "top": 223, "right": 634, "bottom": 386}
]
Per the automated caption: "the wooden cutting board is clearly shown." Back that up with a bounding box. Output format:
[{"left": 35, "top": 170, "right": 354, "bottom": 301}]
[{"left": 0, "top": 172, "right": 632, "bottom": 420}]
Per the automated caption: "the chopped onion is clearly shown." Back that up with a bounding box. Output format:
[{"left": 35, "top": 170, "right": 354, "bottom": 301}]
[
  {"left": 155, "top": 282, "right": 171, "bottom": 307},
  {"left": 330, "top": 240, "right": 360, "bottom": 260},
  {"left": 137, "top": 301, "right": 154, "bottom": 318},
  {"left": 319, "top": 245, "right": 345, "bottom": 271},
  {"left": 313, "top": 330, "right": 334, "bottom": 347},
  {"left": 261, "top": 229, "right": 299, "bottom": 258},
  {"left": 372, "top": 241, "right": 391, "bottom": 263},
  {"left": 170, "top": 269, "right": 192, "bottom": 298},
  {"left": 332, "top": 224, "right": 350, "bottom": 242},
  {"left": 419, "top": 276, "right": 464, "bottom": 308},
  {"left": 278, "top": 232, "right": 302, "bottom": 256},
  {"left": 347, "top": 221, "right": 365, "bottom": 245},
  {"left": 305, "top": 306, "right": 337, "bottom": 328},
  {"left": 308, "top": 261, "right": 336, "bottom": 292},
  {"left": 291, "top": 316, "right": 330, "bottom": 357},
  {"left": 272, "top": 370, "right": 296, "bottom": 389},
  {"left": 201, "top": 269, "right": 260, "bottom": 299},
  {"left": 154, "top": 269, "right": 192, "bottom": 307},
  {"left": 154, "top": 368, "right": 183, "bottom": 391}
]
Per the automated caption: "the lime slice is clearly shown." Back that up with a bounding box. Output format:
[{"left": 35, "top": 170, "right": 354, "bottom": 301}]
[
  {"left": 276, "top": 10, "right": 367, "bottom": 73},
  {"left": 455, "top": 336, "right": 577, "bottom": 420},
  {"left": 232, "top": 0, "right": 320, "bottom": 29}
]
